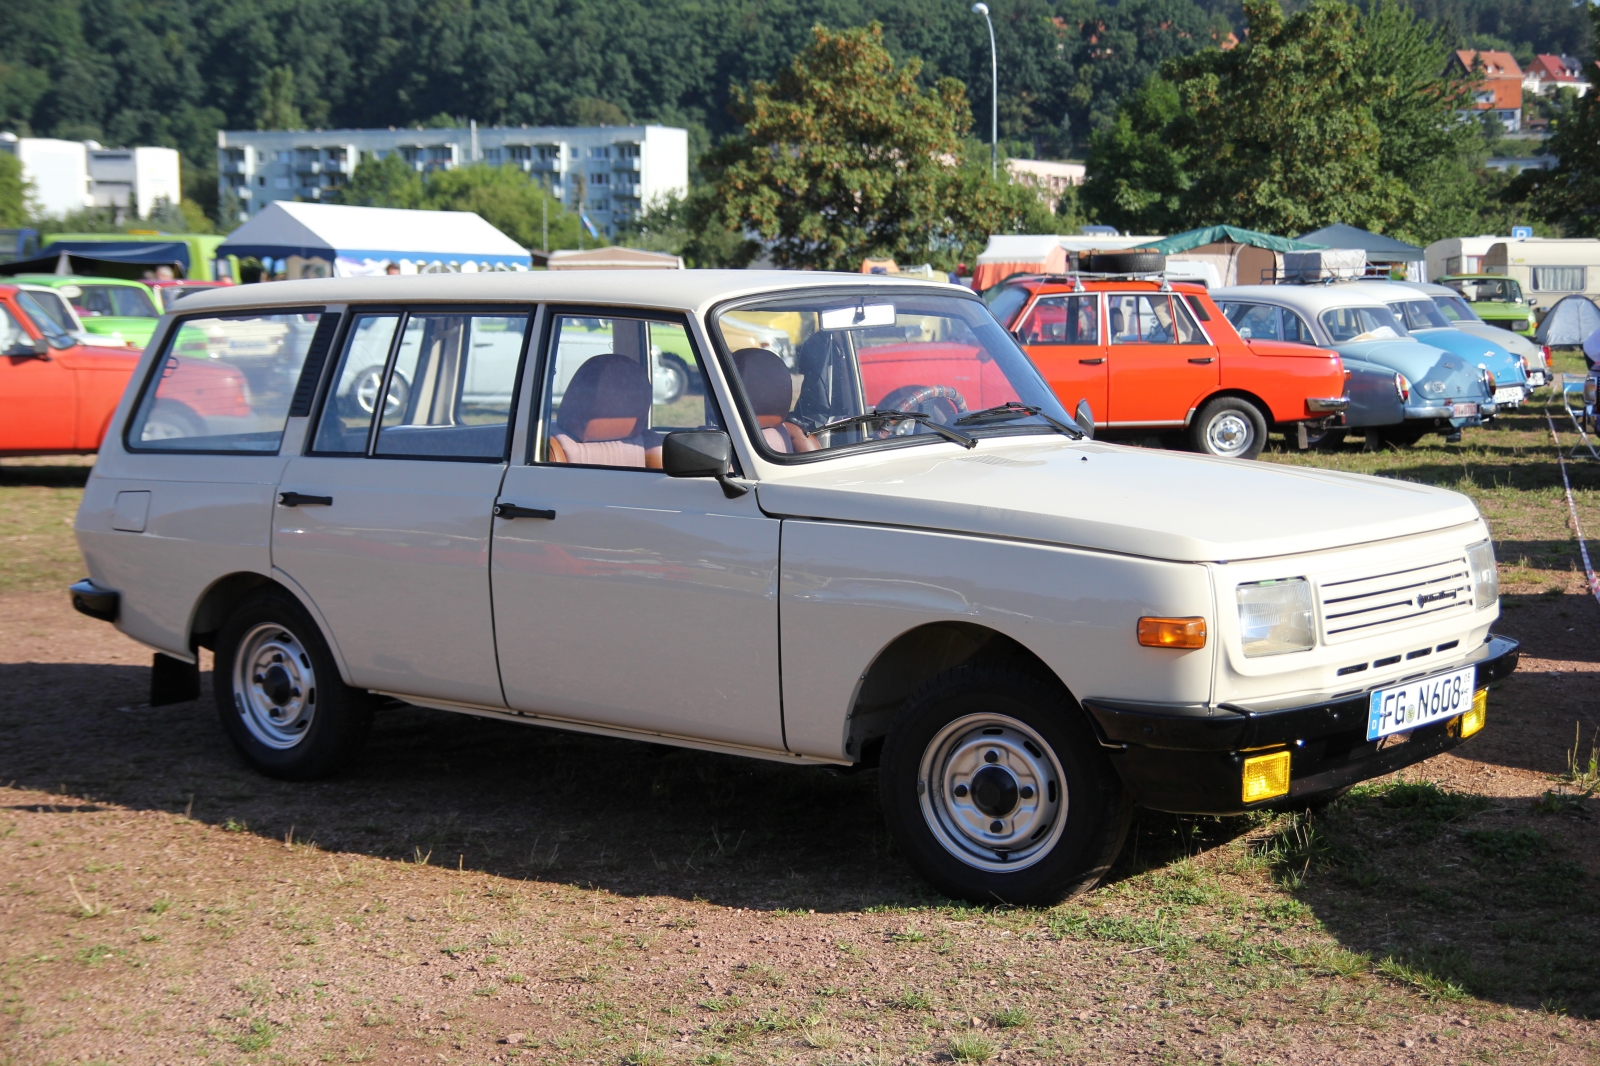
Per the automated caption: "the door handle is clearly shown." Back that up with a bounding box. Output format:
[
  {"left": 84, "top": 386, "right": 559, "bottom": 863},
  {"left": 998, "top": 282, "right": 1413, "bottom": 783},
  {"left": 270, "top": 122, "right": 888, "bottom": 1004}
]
[
  {"left": 494, "top": 502, "right": 556, "bottom": 520},
  {"left": 1187, "top": 357, "right": 1216, "bottom": 364},
  {"left": 1078, "top": 357, "right": 1106, "bottom": 365},
  {"left": 279, "top": 492, "right": 333, "bottom": 507}
]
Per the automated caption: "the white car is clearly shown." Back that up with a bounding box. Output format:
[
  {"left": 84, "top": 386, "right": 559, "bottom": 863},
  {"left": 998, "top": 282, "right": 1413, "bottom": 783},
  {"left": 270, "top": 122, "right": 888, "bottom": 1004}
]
[{"left": 70, "top": 271, "right": 1517, "bottom": 904}]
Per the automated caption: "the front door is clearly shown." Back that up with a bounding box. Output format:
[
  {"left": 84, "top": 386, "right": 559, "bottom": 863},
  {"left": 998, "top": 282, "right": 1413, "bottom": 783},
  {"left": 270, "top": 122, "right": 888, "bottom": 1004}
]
[
  {"left": 490, "top": 310, "right": 785, "bottom": 751},
  {"left": 1105, "top": 293, "right": 1219, "bottom": 427},
  {"left": 0, "top": 304, "right": 76, "bottom": 452},
  {"left": 271, "top": 307, "right": 530, "bottom": 706},
  {"left": 1015, "top": 293, "right": 1108, "bottom": 425}
]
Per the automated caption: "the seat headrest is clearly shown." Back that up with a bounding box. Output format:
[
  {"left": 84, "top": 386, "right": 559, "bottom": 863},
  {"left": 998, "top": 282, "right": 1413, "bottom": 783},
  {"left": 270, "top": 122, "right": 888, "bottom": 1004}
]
[
  {"left": 733, "top": 347, "right": 793, "bottom": 419},
  {"left": 557, "top": 353, "right": 651, "bottom": 442}
]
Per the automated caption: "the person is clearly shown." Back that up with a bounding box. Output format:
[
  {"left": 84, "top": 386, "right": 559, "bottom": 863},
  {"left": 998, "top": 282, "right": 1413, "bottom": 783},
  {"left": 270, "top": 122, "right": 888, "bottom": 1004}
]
[{"left": 385, "top": 262, "right": 401, "bottom": 276}]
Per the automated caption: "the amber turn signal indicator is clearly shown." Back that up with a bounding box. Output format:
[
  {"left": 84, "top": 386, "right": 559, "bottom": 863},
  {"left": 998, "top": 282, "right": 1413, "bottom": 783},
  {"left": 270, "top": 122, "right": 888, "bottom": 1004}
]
[
  {"left": 1241, "top": 750, "right": 1292, "bottom": 803},
  {"left": 1460, "top": 689, "right": 1487, "bottom": 738},
  {"left": 1137, "top": 617, "right": 1207, "bottom": 649}
]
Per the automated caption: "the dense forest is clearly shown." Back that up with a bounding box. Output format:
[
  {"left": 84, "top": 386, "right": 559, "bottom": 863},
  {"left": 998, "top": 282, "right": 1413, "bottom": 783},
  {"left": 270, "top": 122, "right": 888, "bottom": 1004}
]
[{"left": 0, "top": 0, "right": 1592, "bottom": 227}]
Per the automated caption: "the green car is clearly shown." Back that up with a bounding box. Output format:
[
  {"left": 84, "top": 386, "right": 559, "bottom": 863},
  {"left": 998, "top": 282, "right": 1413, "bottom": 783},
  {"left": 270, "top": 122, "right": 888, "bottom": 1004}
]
[
  {"left": 12, "top": 275, "right": 163, "bottom": 349},
  {"left": 1439, "top": 274, "right": 1537, "bottom": 337}
]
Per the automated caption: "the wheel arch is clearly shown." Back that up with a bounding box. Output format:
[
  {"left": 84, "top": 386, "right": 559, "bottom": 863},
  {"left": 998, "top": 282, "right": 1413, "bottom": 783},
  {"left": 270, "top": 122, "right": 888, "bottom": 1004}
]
[
  {"left": 845, "top": 621, "right": 1080, "bottom": 765},
  {"left": 1186, "top": 388, "right": 1274, "bottom": 428}
]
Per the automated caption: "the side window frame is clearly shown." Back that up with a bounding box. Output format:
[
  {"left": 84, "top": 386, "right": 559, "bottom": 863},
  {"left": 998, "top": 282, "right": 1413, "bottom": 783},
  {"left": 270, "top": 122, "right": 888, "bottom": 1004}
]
[
  {"left": 305, "top": 303, "right": 536, "bottom": 463},
  {"left": 527, "top": 305, "right": 728, "bottom": 469},
  {"left": 122, "top": 303, "right": 327, "bottom": 456}
]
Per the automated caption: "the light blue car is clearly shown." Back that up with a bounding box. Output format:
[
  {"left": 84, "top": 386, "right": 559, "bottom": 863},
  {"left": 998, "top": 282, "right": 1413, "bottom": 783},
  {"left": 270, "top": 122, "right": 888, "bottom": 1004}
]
[
  {"left": 1215, "top": 284, "right": 1496, "bottom": 447},
  {"left": 1349, "top": 281, "right": 1529, "bottom": 410}
]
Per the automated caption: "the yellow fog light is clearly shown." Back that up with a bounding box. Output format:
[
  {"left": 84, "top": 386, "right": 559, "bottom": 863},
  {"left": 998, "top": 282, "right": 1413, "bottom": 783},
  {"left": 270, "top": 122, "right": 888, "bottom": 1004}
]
[
  {"left": 1242, "top": 750, "right": 1292, "bottom": 804},
  {"left": 1460, "top": 690, "right": 1487, "bottom": 738}
]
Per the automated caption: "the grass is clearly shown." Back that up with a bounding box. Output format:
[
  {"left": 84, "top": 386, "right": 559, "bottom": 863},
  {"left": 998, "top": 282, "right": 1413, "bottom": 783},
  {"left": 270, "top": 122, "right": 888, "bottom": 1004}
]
[{"left": 0, "top": 458, "right": 93, "bottom": 593}]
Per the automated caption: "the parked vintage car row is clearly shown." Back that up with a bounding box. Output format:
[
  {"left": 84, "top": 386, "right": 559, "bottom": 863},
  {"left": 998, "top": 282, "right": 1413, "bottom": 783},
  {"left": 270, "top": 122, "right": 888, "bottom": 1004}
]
[{"left": 70, "top": 271, "right": 1515, "bottom": 904}]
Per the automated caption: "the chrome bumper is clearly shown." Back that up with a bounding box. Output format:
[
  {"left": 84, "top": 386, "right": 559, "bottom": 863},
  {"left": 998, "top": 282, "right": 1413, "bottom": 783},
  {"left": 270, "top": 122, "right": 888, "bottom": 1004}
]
[{"left": 1305, "top": 396, "right": 1349, "bottom": 413}]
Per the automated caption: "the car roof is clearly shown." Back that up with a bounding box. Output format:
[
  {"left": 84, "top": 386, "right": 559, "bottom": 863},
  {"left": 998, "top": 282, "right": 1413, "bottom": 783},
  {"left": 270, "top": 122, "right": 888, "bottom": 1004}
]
[
  {"left": 166, "top": 270, "right": 970, "bottom": 318},
  {"left": 1211, "top": 283, "right": 1422, "bottom": 315},
  {"left": 1396, "top": 281, "right": 1457, "bottom": 296}
]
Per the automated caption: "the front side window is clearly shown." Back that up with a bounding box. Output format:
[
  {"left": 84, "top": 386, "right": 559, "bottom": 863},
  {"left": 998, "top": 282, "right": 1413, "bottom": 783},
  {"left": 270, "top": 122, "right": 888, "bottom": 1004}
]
[
  {"left": 1016, "top": 294, "right": 1099, "bottom": 345},
  {"left": 313, "top": 309, "right": 529, "bottom": 461},
  {"left": 75, "top": 285, "right": 158, "bottom": 319},
  {"left": 1319, "top": 306, "right": 1407, "bottom": 343},
  {"left": 714, "top": 290, "right": 1068, "bottom": 458},
  {"left": 128, "top": 311, "right": 323, "bottom": 452},
  {"left": 1222, "top": 302, "right": 1279, "bottom": 341},
  {"left": 538, "top": 314, "right": 720, "bottom": 469},
  {"left": 1282, "top": 310, "right": 1315, "bottom": 345},
  {"left": 1532, "top": 266, "right": 1585, "bottom": 292}
]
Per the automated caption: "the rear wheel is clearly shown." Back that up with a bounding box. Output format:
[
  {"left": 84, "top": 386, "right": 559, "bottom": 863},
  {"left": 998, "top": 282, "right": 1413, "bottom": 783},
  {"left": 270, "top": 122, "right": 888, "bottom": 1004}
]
[
  {"left": 879, "top": 664, "right": 1129, "bottom": 905},
  {"left": 1189, "top": 397, "right": 1268, "bottom": 459},
  {"left": 215, "top": 589, "right": 373, "bottom": 780}
]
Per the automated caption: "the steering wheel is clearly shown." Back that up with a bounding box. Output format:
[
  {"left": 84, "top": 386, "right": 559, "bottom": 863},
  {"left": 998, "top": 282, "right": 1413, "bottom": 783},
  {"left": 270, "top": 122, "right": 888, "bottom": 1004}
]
[{"left": 875, "top": 384, "right": 969, "bottom": 437}]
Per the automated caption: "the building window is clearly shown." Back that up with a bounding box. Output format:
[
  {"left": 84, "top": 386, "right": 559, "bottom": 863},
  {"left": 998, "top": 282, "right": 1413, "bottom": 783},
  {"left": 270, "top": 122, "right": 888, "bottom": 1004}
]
[
  {"left": 483, "top": 147, "right": 502, "bottom": 162},
  {"left": 591, "top": 172, "right": 608, "bottom": 185},
  {"left": 537, "top": 145, "right": 560, "bottom": 161},
  {"left": 274, "top": 177, "right": 291, "bottom": 189},
  {"left": 589, "top": 146, "right": 610, "bottom": 159},
  {"left": 275, "top": 151, "right": 292, "bottom": 163},
  {"left": 617, "top": 143, "right": 641, "bottom": 158}
]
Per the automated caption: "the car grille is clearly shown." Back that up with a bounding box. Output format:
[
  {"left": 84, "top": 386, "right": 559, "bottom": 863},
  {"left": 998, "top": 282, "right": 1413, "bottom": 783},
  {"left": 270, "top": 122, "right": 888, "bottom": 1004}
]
[{"left": 1318, "top": 556, "right": 1474, "bottom": 642}]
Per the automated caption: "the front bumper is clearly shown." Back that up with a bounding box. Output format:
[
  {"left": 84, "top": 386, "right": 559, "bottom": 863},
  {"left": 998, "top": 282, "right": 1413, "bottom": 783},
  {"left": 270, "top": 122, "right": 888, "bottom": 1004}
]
[{"left": 1082, "top": 635, "right": 1519, "bottom": 815}]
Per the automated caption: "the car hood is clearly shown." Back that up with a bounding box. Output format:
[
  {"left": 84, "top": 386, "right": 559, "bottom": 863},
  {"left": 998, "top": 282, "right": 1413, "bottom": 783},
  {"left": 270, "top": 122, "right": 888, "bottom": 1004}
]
[
  {"left": 1409, "top": 328, "right": 1524, "bottom": 382},
  {"left": 755, "top": 438, "right": 1480, "bottom": 563},
  {"left": 1450, "top": 321, "right": 1540, "bottom": 359}
]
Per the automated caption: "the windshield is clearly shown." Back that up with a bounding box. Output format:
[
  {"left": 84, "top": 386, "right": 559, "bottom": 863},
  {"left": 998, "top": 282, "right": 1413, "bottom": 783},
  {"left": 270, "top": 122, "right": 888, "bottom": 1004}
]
[
  {"left": 15, "top": 292, "right": 75, "bottom": 348},
  {"left": 1389, "top": 300, "right": 1452, "bottom": 331},
  {"left": 20, "top": 290, "right": 73, "bottom": 332},
  {"left": 1446, "top": 277, "right": 1521, "bottom": 303},
  {"left": 985, "top": 284, "right": 1032, "bottom": 328},
  {"left": 1319, "top": 305, "right": 1408, "bottom": 343},
  {"left": 73, "top": 284, "right": 159, "bottom": 319},
  {"left": 714, "top": 290, "right": 1072, "bottom": 457},
  {"left": 1432, "top": 295, "right": 1481, "bottom": 324}
]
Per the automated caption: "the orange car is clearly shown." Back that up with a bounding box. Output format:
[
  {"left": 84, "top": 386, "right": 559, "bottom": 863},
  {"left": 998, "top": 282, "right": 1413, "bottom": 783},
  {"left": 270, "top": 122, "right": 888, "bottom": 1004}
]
[
  {"left": 0, "top": 284, "right": 249, "bottom": 457},
  {"left": 987, "top": 277, "right": 1348, "bottom": 459}
]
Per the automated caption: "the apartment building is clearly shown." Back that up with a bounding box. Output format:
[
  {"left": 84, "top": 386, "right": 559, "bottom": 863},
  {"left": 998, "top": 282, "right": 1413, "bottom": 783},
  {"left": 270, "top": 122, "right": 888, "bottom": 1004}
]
[
  {"left": 0, "top": 135, "right": 182, "bottom": 219},
  {"left": 216, "top": 124, "right": 689, "bottom": 238}
]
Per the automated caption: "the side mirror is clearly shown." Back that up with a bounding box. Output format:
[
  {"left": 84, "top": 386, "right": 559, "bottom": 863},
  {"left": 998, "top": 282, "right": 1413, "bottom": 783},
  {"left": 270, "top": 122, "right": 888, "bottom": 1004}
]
[
  {"left": 30, "top": 336, "right": 50, "bottom": 357},
  {"left": 1074, "top": 399, "right": 1095, "bottom": 440},
  {"left": 662, "top": 430, "right": 750, "bottom": 498}
]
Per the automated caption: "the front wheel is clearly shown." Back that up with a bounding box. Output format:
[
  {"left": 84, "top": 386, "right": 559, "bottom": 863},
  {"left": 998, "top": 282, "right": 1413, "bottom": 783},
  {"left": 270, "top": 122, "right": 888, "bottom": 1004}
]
[
  {"left": 214, "top": 589, "right": 373, "bottom": 780},
  {"left": 879, "top": 664, "right": 1130, "bottom": 904},
  {"left": 1189, "top": 397, "right": 1268, "bottom": 459}
]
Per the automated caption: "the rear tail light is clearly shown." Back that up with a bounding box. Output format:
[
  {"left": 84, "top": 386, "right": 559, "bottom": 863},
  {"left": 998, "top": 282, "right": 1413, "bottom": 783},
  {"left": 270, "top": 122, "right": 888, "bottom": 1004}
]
[
  {"left": 1542, "top": 345, "right": 1552, "bottom": 363},
  {"left": 1483, "top": 369, "right": 1496, "bottom": 394},
  {"left": 1395, "top": 372, "right": 1410, "bottom": 401}
]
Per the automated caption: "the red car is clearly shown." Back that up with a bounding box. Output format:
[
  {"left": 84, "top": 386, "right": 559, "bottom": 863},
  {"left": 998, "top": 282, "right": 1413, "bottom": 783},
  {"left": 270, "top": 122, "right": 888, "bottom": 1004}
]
[
  {"left": 0, "top": 284, "right": 248, "bottom": 456},
  {"left": 987, "top": 277, "right": 1348, "bottom": 459}
]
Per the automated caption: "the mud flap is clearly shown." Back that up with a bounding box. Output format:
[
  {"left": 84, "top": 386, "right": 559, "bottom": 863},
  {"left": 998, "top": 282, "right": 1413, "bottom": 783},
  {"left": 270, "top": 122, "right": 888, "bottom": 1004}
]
[{"left": 150, "top": 653, "right": 201, "bottom": 707}]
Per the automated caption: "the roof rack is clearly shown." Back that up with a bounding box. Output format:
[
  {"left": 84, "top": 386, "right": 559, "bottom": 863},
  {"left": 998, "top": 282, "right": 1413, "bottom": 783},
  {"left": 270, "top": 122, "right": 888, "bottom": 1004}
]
[{"left": 1258, "top": 265, "right": 1401, "bottom": 285}]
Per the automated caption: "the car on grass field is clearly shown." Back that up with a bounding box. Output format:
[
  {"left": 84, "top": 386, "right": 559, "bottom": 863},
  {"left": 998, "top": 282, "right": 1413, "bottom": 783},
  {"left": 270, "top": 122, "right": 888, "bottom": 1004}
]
[
  {"left": 1347, "top": 280, "right": 1529, "bottom": 409},
  {"left": 1440, "top": 274, "right": 1537, "bottom": 336},
  {"left": 10, "top": 275, "right": 163, "bottom": 349},
  {"left": 985, "top": 275, "right": 1348, "bottom": 460},
  {"left": 70, "top": 271, "right": 1517, "bottom": 904},
  {"left": 1400, "top": 280, "right": 1550, "bottom": 389},
  {"left": 0, "top": 284, "right": 249, "bottom": 455},
  {"left": 1215, "top": 285, "right": 1497, "bottom": 447}
]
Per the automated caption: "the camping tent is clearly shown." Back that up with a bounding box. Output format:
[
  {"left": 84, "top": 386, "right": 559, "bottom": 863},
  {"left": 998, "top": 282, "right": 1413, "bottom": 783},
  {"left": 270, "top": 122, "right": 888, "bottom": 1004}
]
[
  {"left": 217, "top": 202, "right": 531, "bottom": 278},
  {"left": 1136, "top": 225, "right": 1324, "bottom": 286},
  {"left": 1534, "top": 294, "right": 1600, "bottom": 347},
  {"left": 1296, "top": 223, "right": 1426, "bottom": 279}
]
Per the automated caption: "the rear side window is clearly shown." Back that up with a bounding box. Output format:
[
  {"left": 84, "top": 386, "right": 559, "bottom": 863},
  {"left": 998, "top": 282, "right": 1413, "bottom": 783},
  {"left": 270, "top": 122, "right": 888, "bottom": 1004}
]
[
  {"left": 1282, "top": 310, "right": 1315, "bottom": 345},
  {"left": 127, "top": 311, "right": 326, "bottom": 452}
]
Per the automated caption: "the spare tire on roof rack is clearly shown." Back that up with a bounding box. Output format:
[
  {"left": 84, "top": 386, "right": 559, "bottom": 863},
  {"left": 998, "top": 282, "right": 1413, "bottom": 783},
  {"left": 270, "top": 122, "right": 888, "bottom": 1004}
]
[{"left": 1086, "top": 249, "right": 1166, "bottom": 275}]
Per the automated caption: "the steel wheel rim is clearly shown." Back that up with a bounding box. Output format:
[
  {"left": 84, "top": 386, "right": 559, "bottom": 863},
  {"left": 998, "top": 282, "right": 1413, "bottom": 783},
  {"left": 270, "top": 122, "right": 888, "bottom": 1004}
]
[
  {"left": 918, "top": 713, "right": 1067, "bottom": 872},
  {"left": 233, "top": 622, "right": 317, "bottom": 750},
  {"left": 354, "top": 369, "right": 406, "bottom": 416},
  {"left": 1206, "top": 411, "right": 1254, "bottom": 457}
]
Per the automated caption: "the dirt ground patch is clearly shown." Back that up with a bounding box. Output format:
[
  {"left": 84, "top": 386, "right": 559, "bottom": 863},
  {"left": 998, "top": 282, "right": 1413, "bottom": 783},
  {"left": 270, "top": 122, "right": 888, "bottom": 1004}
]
[{"left": 2, "top": 394, "right": 1599, "bottom": 1066}]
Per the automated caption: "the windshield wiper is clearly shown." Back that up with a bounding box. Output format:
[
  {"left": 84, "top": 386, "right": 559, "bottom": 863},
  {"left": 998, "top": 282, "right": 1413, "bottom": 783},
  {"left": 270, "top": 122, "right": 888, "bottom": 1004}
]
[
  {"left": 814, "top": 409, "right": 977, "bottom": 449},
  {"left": 954, "top": 401, "right": 1085, "bottom": 439}
]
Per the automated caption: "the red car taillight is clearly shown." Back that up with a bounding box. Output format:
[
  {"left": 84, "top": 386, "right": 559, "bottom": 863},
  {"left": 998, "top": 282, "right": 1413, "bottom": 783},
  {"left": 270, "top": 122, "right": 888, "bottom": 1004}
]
[{"left": 1395, "top": 372, "right": 1410, "bottom": 401}]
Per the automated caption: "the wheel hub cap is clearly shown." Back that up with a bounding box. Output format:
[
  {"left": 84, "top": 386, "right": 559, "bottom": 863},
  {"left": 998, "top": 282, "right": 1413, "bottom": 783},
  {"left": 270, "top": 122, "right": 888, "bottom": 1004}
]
[
  {"left": 233, "top": 623, "right": 316, "bottom": 749},
  {"left": 1207, "top": 413, "right": 1252, "bottom": 456},
  {"left": 918, "top": 714, "right": 1067, "bottom": 872}
]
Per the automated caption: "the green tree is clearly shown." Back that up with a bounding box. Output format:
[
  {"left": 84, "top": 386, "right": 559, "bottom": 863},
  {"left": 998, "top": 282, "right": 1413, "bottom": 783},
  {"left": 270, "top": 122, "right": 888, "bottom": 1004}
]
[
  {"left": 253, "top": 66, "right": 303, "bottom": 130},
  {"left": 703, "top": 23, "right": 1049, "bottom": 272},
  {"left": 1513, "top": 4, "right": 1600, "bottom": 237},
  {"left": 0, "top": 151, "right": 31, "bottom": 227},
  {"left": 333, "top": 151, "right": 424, "bottom": 209}
]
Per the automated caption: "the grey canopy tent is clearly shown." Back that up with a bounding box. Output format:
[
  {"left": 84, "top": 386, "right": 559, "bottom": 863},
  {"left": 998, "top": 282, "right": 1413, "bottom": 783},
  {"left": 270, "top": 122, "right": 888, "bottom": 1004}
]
[
  {"left": 1295, "top": 223, "right": 1425, "bottom": 265},
  {"left": 1534, "top": 294, "right": 1600, "bottom": 347}
]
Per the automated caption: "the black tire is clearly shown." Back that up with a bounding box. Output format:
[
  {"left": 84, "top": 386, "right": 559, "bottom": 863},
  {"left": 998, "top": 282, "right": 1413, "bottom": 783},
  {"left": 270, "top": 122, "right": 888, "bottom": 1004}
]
[
  {"left": 879, "top": 663, "right": 1130, "bottom": 905},
  {"left": 1189, "top": 396, "right": 1268, "bottom": 459},
  {"left": 1086, "top": 250, "right": 1166, "bottom": 275},
  {"left": 655, "top": 354, "right": 689, "bottom": 404},
  {"left": 214, "top": 588, "right": 373, "bottom": 780}
]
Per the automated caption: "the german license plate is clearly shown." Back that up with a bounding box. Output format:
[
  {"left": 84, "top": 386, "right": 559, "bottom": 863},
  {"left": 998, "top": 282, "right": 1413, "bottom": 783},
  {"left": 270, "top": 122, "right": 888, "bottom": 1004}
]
[
  {"left": 1492, "top": 386, "right": 1524, "bottom": 406},
  {"left": 1451, "top": 402, "right": 1479, "bottom": 417},
  {"left": 1367, "top": 666, "right": 1476, "bottom": 741}
]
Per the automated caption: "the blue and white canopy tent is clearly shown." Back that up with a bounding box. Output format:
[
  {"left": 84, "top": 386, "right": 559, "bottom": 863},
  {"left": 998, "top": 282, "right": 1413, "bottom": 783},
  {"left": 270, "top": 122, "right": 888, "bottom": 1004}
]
[{"left": 217, "top": 202, "right": 531, "bottom": 278}]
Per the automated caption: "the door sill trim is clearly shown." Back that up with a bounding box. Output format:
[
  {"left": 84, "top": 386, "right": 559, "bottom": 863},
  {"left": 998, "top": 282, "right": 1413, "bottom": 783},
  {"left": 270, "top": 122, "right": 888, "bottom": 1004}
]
[{"left": 372, "top": 691, "right": 853, "bottom": 767}]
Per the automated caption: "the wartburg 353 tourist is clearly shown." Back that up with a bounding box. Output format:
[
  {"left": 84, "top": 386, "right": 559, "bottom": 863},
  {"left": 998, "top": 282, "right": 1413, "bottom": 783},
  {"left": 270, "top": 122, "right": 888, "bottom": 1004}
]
[{"left": 70, "top": 271, "right": 1518, "bottom": 903}]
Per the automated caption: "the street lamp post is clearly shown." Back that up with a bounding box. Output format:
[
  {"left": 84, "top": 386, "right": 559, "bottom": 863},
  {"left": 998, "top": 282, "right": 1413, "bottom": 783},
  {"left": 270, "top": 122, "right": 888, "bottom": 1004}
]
[{"left": 971, "top": 2, "right": 997, "bottom": 181}]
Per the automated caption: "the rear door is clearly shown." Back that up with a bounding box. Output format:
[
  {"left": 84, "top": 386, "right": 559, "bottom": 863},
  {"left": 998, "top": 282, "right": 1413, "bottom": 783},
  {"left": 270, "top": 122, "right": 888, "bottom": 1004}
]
[
  {"left": 1015, "top": 293, "right": 1108, "bottom": 424},
  {"left": 1106, "top": 293, "right": 1218, "bottom": 427}
]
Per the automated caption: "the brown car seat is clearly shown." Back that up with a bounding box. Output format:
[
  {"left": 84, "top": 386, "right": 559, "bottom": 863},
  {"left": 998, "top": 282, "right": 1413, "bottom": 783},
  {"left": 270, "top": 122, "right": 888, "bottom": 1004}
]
[
  {"left": 732, "top": 347, "right": 817, "bottom": 454},
  {"left": 549, "top": 353, "right": 661, "bottom": 467}
]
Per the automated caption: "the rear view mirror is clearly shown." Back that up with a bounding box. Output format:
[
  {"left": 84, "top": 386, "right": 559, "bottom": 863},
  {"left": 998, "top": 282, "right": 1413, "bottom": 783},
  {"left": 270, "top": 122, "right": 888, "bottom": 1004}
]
[
  {"left": 662, "top": 430, "right": 750, "bottom": 498},
  {"left": 1074, "top": 399, "right": 1095, "bottom": 440}
]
